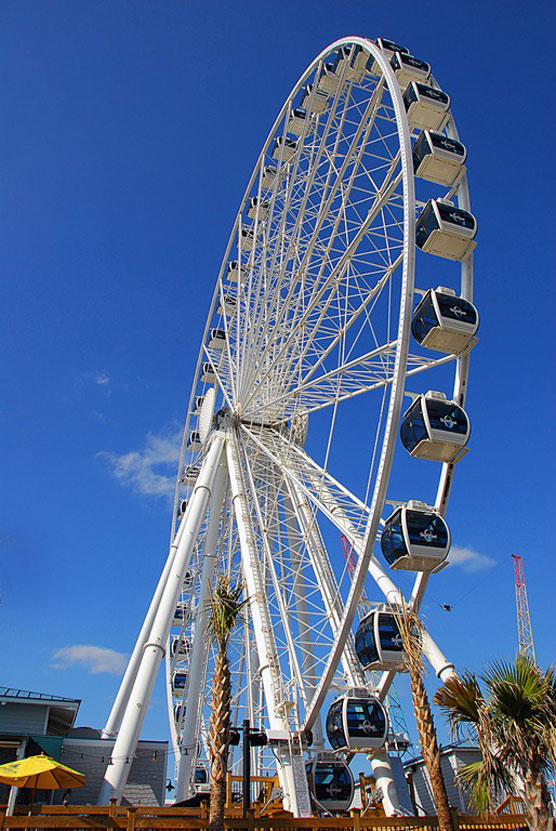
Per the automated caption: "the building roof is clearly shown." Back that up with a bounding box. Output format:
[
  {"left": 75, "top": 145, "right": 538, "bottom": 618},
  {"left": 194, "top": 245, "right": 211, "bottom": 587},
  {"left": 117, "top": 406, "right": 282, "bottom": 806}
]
[
  {"left": 0, "top": 687, "right": 81, "bottom": 705},
  {"left": 403, "top": 743, "right": 480, "bottom": 768}
]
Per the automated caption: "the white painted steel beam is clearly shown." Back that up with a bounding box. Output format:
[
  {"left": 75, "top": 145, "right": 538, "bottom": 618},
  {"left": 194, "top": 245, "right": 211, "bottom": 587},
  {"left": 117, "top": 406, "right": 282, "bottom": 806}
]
[
  {"left": 97, "top": 433, "right": 226, "bottom": 805},
  {"left": 174, "top": 455, "right": 227, "bottom": 800}
]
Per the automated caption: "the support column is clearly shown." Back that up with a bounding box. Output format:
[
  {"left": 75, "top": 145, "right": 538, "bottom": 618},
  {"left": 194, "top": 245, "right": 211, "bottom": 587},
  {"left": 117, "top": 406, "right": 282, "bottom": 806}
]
[
  {"left": 371, "top": 751, "right": 402, "bottom": 816},
  {"left": 174, "top": 455, "right": 227, "bottom": 800},
  {"left": 98, "top": 433, "right": 226, "bottom": 805},
  {"left": 101, "top": 516, "right": 188, "bottom": 739}
]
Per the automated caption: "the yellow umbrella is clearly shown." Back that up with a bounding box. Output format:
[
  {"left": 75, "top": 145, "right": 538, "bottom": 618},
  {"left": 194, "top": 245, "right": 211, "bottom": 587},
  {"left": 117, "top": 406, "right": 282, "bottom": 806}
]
[{"left": 0, "top": 754, "right": 85, "bottom": 790}]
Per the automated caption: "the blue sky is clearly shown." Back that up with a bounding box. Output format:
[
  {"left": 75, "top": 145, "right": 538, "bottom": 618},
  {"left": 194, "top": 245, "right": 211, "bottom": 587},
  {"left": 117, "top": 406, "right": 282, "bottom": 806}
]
[{"left": 2, "top": 0, "right": 555, "bottom": 772}]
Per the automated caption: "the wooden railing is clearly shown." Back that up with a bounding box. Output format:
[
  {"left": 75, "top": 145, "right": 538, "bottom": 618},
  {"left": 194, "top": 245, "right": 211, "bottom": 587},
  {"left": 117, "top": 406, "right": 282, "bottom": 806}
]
[{"left": 0, "top": 803, "right": 529, "bottom": 831}]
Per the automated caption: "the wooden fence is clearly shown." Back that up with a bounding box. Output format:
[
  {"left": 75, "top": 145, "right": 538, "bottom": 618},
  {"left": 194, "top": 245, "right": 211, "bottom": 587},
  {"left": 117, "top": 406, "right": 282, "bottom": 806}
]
[{"left": 0, "top": 804, "right": 529, "bottom": 831}]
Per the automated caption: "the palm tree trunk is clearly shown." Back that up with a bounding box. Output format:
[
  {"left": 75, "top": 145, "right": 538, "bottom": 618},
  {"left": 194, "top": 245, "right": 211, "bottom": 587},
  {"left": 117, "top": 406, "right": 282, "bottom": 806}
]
[
  {"left": 522, "top": 767, "right": 553, "bottom": 831},
  {"left": 409, "top": 663, "right": 455, "bottom": 831},
  {"left": 209, "top": 651, "right": 231, "bottom": 831}
]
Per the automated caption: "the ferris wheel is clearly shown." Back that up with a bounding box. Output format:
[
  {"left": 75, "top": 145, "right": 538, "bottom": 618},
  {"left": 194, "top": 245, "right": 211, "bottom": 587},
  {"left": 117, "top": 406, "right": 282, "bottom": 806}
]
[{"left": 99, "top": 36, "right": 479, "bottom": 817}]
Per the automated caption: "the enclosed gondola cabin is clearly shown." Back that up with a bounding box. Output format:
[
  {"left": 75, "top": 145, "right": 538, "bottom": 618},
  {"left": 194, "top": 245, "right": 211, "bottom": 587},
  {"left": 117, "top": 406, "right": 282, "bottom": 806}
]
[
  {"left": 332, "top": 45, "right": 365, "bottom": 83},
  {"left": 172, "top": 672, "right": 187, "bottom": 692},
  {"left": 413, "top": 131, "right": 466, "bottom": 187},
  {"left": 400, "top": 391, "right": 470, "bottom": 463},
  {"left": 381, "top": 501, "right": 451, "bottom": 572},
  {"left": 390, "top": 52, "right": 430, "bottom": 90},
  {"left": 288, "top": 107, "right": 309, "bottom": 136},
  {"left": 181, "top": 464, "right": 200, "bottom": 486},
  {"left": 326, "top": 690, "right": 388, "bottom": 751},
  {"left": 247, "top": 197, "right": 269, "bottom": 220},
  {"left": 201, "top": 362, "right": 216, "bottom": 383},
  {"left": 347, "top": 44, "right": 372, "bottom": 81},
  {"left": 173, "top": 704, "right": 184, "bottom": 723},
  {"left": 355, "top": 607, "right": 406, "bottom": 670},
  {"left": 194, "top": 767, "right": 209, "bottom": 786},
  {"left": 177, "top": 499, "right": 189, "bottom": 520},
  {"left": 194, "top": 395, "right": 205, "bottom": 415},
  {"left": 218, "top": 295, "right": 237, "bottom": 317},
  {"left": 412, "top": 288, "right": 479, "bottom": 354},
  {"left": 172, "top": 603, "right": 190, "bottom": 626},
  {"left": 300, "top": 84, "right": 329, "bottom": 114},
  {"left": 240, "top": 227, "right": 255, "bottom": 251},
  {"left": 416, "top": 199, "right": 477, "bottom": 262},
  {"left": 404, "top": 82, "right": 450, "bottom": 132},
  {"left": 272, "top": 136, "right": 298, "bottom": 162},
  {"left": 209, "top": 328, "right": 226, "bottom": 350},
  {"left": 171, "top": 636, "right": 190, "bottom": 659},
  {"left": 305, "top": 756, "right": 354, "bottom": 813},
  {"left": 226, "top": 260, "right": 247, "bottom": 283},
  {"left": 261, "top": 164, "right": 278, "bottom": 189},
  {"left": 317, "top": 62, "right": 341, "bottom": 94},
  {"left": 187, "top": 431, "right": 203, "bottom": 452},
  {"left": 368, "top": 38, "right": 409, "bottom": 76}
]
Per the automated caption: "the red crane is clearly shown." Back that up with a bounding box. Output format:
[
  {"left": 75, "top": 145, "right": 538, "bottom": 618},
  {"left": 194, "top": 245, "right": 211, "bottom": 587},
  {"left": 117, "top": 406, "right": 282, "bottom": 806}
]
[{"left": 511, "top": 554, "right": 536, "bottom": 661}]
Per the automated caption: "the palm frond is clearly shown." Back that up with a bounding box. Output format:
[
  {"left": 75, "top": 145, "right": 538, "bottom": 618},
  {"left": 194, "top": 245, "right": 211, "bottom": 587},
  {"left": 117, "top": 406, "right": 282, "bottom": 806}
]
[
  {"left": 433, "top": 672, "right": 482, "bottom": 740},
  {"left": 206, "top": 576, "right": 248, "bottom": 650}
]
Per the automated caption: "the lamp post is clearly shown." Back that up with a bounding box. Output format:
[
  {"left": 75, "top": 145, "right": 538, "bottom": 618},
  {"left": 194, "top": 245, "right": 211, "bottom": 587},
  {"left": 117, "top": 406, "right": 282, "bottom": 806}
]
[{"left": 230, "top": 720, "right": 267, "bottom": 816}]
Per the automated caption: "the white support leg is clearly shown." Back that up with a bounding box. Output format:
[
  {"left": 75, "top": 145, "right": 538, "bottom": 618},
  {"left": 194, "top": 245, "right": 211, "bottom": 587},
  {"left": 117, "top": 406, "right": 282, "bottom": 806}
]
[
  {"left": 98, "top": 433, "right": 226, "bottom": 805},
  {"left": 371, "top": 751, "right": 402, "bottom": 815},
  {"left": 174, "top": 455, "right": 227, "bottom": 800},
  {"left": 101, "top": 516, "right": 189, "bottom": 740}
]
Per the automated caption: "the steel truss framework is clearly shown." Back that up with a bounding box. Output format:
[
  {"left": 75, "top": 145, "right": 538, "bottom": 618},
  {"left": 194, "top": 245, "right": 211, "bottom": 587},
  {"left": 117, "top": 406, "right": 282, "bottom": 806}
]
[{"left": 99, "top": 37, "right": 474, "bottom": 817}]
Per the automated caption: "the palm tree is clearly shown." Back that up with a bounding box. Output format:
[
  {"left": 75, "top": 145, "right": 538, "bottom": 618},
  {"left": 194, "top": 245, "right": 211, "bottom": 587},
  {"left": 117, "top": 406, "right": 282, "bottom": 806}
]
[
  {"left": 434, "top": 655, "right": 556, "bottom": 831},
  {"left": 392, "top": 604, "right": 454, "bottom": 831},
  {"left": 207, "top": 577, "right": 247, "bottom": 831}
]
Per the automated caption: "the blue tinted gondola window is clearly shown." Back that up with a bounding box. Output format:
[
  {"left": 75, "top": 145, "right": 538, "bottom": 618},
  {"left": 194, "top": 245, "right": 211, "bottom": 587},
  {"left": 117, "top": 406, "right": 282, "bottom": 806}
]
[
  {"left": 313, "top": 764, "right": 352, "bottom": 801},
  {"left": 194, "top": 767, "right": 208, "bottom": 784},
  {"left": 412, "top": 132, "right": 429, "bottom": 171},
  {"left": 417, "top": 84, "right": 449, "bottom": 104},
  {"left": 426, "top": 400, "right": 468, "bottom": 435},
  {"left": 436, "top": 203, "right": 475, "bottom": 230},
  {"left": 400, "top": 401, "right": 428, "bottom": 453},
  {"left": 381, "top": 514, "right": 407, "bottom": 565},
  {"left": 346, "top": 701, "right": 386, "bottom": 738},
  {"left": 411, "top": 295, "right": 437, "bottom": 344},
  {"left": 326, "top": 702, "right": 345, "bottom": 749},
  {"left": 355, "top": 618, "right": 379, "bottom": 667},
  {"left": 406, "top": 510, "right": 448, "bottom": 550},
  {"left": 429, "top": 133, "right": 465, "bottom": 156},
  {"left": 416, "top": 205, "right": 440, "bottom": 248},
  {"left": 436, "top": 294, "right": 477, "bottom": 326},
  {"left": 379, "top": 614, "right": 404, "bottom": 651}
]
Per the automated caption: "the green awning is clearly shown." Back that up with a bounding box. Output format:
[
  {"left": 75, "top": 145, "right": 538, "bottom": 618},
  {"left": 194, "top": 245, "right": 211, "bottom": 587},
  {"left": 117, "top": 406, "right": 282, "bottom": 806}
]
[{"left": 28, "top": 736, "right": 63, "bottom": 761}]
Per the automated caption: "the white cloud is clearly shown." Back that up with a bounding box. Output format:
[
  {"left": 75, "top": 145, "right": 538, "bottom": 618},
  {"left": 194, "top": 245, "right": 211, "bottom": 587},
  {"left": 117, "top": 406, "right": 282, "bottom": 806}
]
[
  {"left": 99, "top": 426, "right": 182, "bottom": 498},
  {"left": 95, "top": 373, "right": 110, "bottom": 386},
  {"left": 447, "top": 545, "right": 496, "bottom": 573},
  {"left": 52, "top": 645, "right": 128, "bottom": 675}
]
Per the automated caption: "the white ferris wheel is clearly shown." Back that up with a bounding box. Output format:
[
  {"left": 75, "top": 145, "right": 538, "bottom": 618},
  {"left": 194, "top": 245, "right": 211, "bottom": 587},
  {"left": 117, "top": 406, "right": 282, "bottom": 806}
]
[{"left": 99, "top": 36, "right": 479, "bottom": 817}]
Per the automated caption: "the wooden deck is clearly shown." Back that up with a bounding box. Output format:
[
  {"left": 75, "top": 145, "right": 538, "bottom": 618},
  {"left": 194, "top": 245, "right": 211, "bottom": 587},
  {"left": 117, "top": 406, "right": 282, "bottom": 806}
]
[{"left": 0, "top": 803, "right": 528, "bottom": 831}]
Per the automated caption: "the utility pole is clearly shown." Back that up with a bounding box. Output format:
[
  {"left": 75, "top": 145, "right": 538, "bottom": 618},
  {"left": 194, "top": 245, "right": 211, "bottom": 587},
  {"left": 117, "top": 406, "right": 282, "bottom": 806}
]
[{"left": 511, "top": 554, "right": 536, "bottom": 661}]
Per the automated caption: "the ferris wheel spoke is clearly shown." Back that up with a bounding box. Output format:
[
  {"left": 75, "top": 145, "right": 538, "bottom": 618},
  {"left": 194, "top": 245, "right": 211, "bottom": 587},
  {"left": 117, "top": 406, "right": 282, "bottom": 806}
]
[
  {"left": 239, "top": 85, "right": 397, "bottom": 402},
  {"left": 201, "top": 346, "right": 234, "bottom": 408},
  {"left": 241, "top": 425, "right": 371, "bottom": 541},
  {"left": 240, "top": 166, "right": 404, "bottom": 416},
  {"left": 240, "top": 440, "right": 310, "bottom": 708},
  {"left": 241, "top": 80, "right": 387, "bottom": 390}
]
